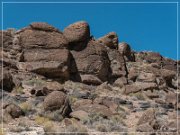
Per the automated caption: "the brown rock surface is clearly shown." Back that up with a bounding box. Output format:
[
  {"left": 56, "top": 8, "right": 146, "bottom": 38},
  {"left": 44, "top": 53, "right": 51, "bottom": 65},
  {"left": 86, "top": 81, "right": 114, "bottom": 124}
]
[
  {"left": 137, "top": 108, "right": 156, "bottom": 125},
  {"left": 71, "top": 40, "right": 110, "bottom": 82},
  {"left": 63, "top": 21, "right": 90, "bottom": 43},
  {"left": 118, "top": 42, "right": 135, "bottom": 61},
  {"left": 19, "top": 27, "right": 68, "bottom": 49},
  {"left": 98, "top": 32, "right": 118, "bottom": 49},
  {"left": 44, "top": 91, "right": 66, "bottom": 110},
  {"left": 30, "top": 22, "right": 60, "bottom": 32},
  {"left": 0, "top": 68, "right": 15, "bottom": 92},
  {"left": 107, "top": 49, "right": 127, "bottom": 81},
  {"left": 3, "top": 103, "right": 24, "bottom": 118}
]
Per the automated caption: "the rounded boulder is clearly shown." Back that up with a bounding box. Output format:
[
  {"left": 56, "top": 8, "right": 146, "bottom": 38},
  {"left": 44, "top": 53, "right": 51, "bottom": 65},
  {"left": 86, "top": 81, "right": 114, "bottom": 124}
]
[
  {"left": 63, "top": 21, "right": 90, "bottom": 43},
  {"left": 43, "top": 91, "right": 67, "bottom": 111}
]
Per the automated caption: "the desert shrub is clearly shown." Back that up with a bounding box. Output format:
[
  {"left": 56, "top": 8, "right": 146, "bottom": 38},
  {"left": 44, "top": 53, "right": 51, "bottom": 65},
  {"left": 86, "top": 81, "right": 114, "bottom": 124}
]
[
  {"left": 39, "top": 110, "right": 63, "bottom": 121},
  {"left": 89, "top": 93, "right": 98, "bottom": 100},
  {"left": 13, "top": 86, "right": 24, "bottom": 94},
  {"left": 110, "top": 114, "right": 126, "bottom": 126},
  {"left": 82, "top": 112, "right": 104, "bottom": 125},
  {"left": 116, "top": 105, "right": 126, "bottom": 112},
  {"left": 65, "top": 123, "right": 88, "bottom": 134},
  {"left": 35, "top": 116, "right": 55, "bottom": 133},
  {"left": 19, "top": 102, "right": 33, "bottom": 114},
  {"left": 82, "top": 111, "right": 127, "bottom": 132},
  {"left": 95, "top": 123, "right": 108, "bottom": 132},
  {"left": 69, "top": 96, "right": 78, "bottom": 105}
]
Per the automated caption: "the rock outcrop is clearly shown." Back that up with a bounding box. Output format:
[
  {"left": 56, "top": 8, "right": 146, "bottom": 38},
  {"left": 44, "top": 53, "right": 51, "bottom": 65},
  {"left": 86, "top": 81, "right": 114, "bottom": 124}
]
[{"left": 1, "top": 21, "right": 179, "bottom": 134}]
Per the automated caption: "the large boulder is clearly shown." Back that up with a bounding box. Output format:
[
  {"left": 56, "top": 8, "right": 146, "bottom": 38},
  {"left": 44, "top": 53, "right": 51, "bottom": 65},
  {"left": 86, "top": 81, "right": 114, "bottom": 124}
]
[
  {"left": 161, "top": 69, "right": 176, "bottom": 87},
  {"left": 64, "top": 21, "right": 90, "bottom": 43},
  {"left": 107, "top": 49, "right": 127, "bottom": 82},
  {"left": 80, "top": 74, "right": 102, "bottom": 85},
  {"left": 63, "top": 21, "right": 90, "bottom": 50},
  {"left": 3, "top": 103, "right": 24, "bottom": 119},
  {"left": 71, "top": 40, "right": 110, "bottom": 83},
  {"left": 17, "top": 61, "right": 69, "bottom": 81},
  {"left": 137, "top": 108, "right": 156, "bottom": 126},
  {"left": 0, "top": 68, "right": 15, "bottom": 92},
  {"left": 98, "top": 32, "right": 118, "bottom": 49},
  {"left": 43, "top": 91, "right": 72, "bottom": 117},
  {"left": 17, "top": 49, "right": 73, "bottom": 81},
  {"left": 19, "top": 23, "right": 68, "bottom": 49},
  {"left": 70, "top": 110, "right": 89, "bottom": 121},
  {"left": 118, "top": 42, "right": 135, "bottom": 61}
]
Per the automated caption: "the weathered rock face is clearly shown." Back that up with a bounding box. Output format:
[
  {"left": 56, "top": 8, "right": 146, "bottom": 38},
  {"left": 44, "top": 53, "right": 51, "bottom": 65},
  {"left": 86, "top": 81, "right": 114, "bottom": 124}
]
[
  {"left": 63, "top": 21, "right": 90, "bottom": 51},
  {"left": 17, "top": 49, "right": 72, "bottom": 81},
  {"left": 64, "top": 21, "right": 90, "bottom": 43},
  {"left": 98, "top": 32, "right": 118, "bottom": 49},
  {"left": 135, "top": 51, "right": 178, "bottom": 73},
  {"left": 0, "top": 29, "right": 14, "bottom": 52},
  {"left": 118, "top": 42, "right": 135, "bottom": 62},
  {"left": 161, "top": 57, "right": 178, "bottom": 71},
  {"left": 125, "top": 82, "right": 158, "bottom": 94},
  {"left": 19, "top": 23, "right": 68, "bottom": 49},
  {"left": 136, "top": 72, "right": 156, "bottom": 83},
  {"left": 30, "top": 22, "right": 60, "bottom": 32},
  {"left": 0, "top": 68, "right": 15, "bottom": 92},
  {"left": 137, "top": 108, "right": 156, "bottom": 126},
  {"left": 71, "top": 40, "right": 110, "bottom": 83},
  {"left": 23, "top": 49, "right": 70, "bottom": 62},
  {"left": 135, "top": 52, "right": 162, "bottom": 64},
  {"left": 107, "top": 49, "right": 127, "bottom": 82}
]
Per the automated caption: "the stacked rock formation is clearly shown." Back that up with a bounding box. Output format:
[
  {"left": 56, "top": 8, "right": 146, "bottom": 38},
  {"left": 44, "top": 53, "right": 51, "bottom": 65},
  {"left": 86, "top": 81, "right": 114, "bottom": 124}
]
[{"left": 0, "top": 21, "right": 179, "bottom": 134}]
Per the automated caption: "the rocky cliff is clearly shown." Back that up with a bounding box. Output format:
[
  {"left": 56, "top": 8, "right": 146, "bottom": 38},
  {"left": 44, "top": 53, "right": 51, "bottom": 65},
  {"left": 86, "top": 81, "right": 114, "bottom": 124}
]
[{"left": 0, "top": 21, "right": 179, "bottom": 134}]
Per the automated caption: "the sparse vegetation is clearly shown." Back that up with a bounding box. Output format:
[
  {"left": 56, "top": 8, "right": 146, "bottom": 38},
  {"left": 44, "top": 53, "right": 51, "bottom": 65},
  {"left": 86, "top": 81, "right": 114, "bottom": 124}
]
[
  {"left": 19, "top": 102, "right": 33, "bottom": 114},
  {"left": 13, "top": 86, "right": 24, "bottom": 94},
  {"left": 25, "top": 78, "right": 45, "bottom": 87},
  {"left": 65, "top": 123, "right": 88, "bottom": 134},
  {"left": 82, "top": 112, "right": 127, "bottom": 132},
  {"left": 39, "top": 110, "right": 64, "bottom": 122},
  {"left": 129, "top": 92, "right": 145, "bottom": 100},
  {"left": 96, "top": 123, "right": 108, "bottom": 132},
  {"left": 69, "top": 96, "right": 78, "bottom": 105},
  {"left": 35, "top": 116, "right": 55, "bottom": 133}
]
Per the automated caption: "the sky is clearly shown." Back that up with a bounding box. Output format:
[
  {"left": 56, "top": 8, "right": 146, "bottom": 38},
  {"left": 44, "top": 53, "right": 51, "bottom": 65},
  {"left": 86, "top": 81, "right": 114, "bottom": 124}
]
[{"left": 0, "top": 0, "right": 179, "bottom": 60}]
